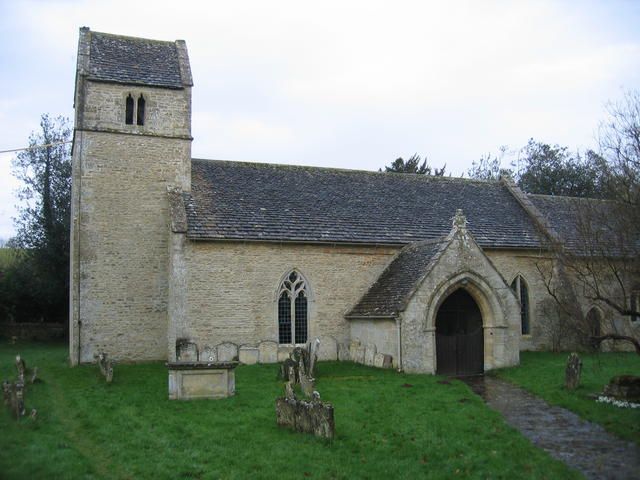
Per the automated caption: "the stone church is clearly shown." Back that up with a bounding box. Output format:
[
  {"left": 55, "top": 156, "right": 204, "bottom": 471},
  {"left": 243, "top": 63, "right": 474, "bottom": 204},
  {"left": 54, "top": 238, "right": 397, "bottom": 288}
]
[{"left": 69, "top": 28, "right": 634, "bottom": 375}]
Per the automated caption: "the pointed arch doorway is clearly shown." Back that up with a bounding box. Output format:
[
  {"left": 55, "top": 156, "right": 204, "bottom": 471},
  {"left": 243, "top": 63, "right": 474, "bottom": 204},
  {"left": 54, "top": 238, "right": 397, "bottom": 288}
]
[{"left": 436, "top": 289, "right": 484, "bottom": 376}]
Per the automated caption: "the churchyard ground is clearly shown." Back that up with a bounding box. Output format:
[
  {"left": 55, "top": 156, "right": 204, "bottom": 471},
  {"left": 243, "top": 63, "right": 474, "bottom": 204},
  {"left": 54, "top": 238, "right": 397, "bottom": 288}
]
[
  {"left": 1, "top": 341, "right": 637, "bottom": 479},
  {"left": 496, "top": 351, "right": 640, "bottom": 444}
]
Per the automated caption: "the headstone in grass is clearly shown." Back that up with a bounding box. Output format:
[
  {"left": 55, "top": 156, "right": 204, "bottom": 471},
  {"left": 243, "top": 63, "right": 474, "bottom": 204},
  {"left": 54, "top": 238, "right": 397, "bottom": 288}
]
[
  {"left": 3, "top": 379, "right": 26, "bottom": 419},
  {"left": 2, "top": 380, "right": 11, "bottom": 405},
  {"left": 565, "top": 353, "right": 582, "bottom": 390},
  {"left": 15, "top": 355, "right": 26, "bottom": 382},
  {"left": 276, "top": 382, "right": 335, "bottom": 439},
  {"left": 308, "top": 338, "right": 320, "bottom": 376},
  {"left": 95, "top": 352, "right": 114, "bottom": 383}
]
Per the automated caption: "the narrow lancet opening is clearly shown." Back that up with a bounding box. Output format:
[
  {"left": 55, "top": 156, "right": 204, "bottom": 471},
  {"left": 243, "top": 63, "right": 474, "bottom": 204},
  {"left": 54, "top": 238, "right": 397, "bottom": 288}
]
[
  {"left": 125, "top": 94, "right": 134, "bottom": 125},
  {"left": 136, "top": 94, "right": 145, "bottom": 126}
]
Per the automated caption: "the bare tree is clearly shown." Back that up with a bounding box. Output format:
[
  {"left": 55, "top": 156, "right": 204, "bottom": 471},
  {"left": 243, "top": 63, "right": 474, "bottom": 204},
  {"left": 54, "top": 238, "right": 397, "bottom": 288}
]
[{"left": 535, "top": 91, "right": 640, "bottom": 354}]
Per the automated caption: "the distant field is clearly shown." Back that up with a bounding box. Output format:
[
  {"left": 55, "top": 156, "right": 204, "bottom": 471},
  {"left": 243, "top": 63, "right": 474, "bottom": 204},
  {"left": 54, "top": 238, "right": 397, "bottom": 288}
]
[
  {"left": 0, "top": 342, "right": 580, "bottom": 480},
  {"left": 0, "top": 247, "right": 20, "bottom": 269},
  {"left": 496, "top": 351, "right": 640, "bottom": 444}
]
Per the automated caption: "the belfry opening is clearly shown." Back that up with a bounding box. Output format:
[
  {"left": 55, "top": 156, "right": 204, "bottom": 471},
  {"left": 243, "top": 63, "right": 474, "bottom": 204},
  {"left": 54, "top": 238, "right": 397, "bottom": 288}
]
[{"left": 435, "top": 289, "right": 484, "bottom": 376}]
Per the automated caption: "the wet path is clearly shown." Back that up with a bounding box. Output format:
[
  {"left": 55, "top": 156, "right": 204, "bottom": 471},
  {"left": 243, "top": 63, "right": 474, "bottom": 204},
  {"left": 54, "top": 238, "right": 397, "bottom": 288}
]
[{"left": 462, "top": 376, "right": 640, "bottom": 480}]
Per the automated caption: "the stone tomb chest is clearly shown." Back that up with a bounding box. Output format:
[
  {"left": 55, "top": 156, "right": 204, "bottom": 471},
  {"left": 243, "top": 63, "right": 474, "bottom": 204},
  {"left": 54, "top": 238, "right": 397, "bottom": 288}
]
[{"left": 167, "top": 362, "right": 238, "bottom": 400}]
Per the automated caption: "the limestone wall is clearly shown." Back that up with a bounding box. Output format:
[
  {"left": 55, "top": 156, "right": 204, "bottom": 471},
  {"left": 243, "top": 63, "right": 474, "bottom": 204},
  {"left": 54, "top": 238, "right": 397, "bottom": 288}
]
[
  {"left": 70, "top": 76, "right": 192, "bottom": 364},
  {"left": 79, "top": 82, "right": 191, "bottom": 139},
  {"left": 172, "top": 241, "right": 397, "bottom": 361},
  {"left": 484, "top": 250, "right": 552, "bottom": 351}
]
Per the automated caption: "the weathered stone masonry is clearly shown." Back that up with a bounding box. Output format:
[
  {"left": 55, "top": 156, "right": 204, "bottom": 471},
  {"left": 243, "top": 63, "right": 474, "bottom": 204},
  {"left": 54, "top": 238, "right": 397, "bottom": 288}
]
[{"left": 70, "top": 28, "right": 638, "bottom": 372}]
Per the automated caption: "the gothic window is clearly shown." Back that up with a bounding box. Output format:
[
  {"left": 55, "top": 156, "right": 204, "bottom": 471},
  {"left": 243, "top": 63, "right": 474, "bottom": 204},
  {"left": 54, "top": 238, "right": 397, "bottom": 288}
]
[
  {"left": 136, "top": 94, "right": 145, "bottom": 126},
  {"left": 125, "top": 94, "right": 134, "bottom": 125},
  {"left": 511, "top": 275, "right": 530, "bottom": 335},
  {"left": 278, "top": 270, "right": 308, "bottom": 344},
  {"left": 632, "top": 291, "right": 639, "bottom": 322}
]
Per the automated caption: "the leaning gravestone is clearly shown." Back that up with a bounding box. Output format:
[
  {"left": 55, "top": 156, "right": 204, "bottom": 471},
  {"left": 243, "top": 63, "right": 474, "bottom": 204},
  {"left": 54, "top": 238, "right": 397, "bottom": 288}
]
[
  {"left": 565, "top": 353, "right": 582, "bottom": 390},
  {"left": 275, "top": 379, "right": 335, "bottom": 439},
  {"left": 95, "top": 352, "right": 114, "bottom": 383}
]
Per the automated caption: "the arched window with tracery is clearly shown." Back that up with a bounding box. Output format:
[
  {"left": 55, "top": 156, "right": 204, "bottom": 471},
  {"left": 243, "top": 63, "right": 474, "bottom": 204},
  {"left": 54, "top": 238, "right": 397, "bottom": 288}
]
[
  {"left": 278, "top": 270, "right": 308, "bottom": 344},
  {"left": 511, "top": 275, "right": 530, "bottom": 335}
]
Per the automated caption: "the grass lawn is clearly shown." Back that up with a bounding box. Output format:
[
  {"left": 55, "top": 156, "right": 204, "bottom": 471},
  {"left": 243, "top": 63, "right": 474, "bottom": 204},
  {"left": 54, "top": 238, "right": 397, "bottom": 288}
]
[
  {"left": 495, "top": 351, "right": 640, "bottom": 444},
  {"left": 0, "top": 342, "right": 580, "bottom": 480}
]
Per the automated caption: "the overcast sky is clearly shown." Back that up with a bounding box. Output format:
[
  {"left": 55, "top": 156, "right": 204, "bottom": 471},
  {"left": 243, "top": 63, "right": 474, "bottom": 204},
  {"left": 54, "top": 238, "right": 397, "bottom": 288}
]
[{"left": 1, "top": 0, "right": 639, "bottom": 240}]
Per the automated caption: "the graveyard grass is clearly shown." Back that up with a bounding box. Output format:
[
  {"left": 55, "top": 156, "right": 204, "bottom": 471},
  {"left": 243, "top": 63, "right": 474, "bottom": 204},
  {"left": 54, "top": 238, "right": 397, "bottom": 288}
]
[
  {"left": 0, "top": 343, "right": 609, "bottom": 480},
  {"left": 496, "top": 351, "right": 640, "bottom": 444}
]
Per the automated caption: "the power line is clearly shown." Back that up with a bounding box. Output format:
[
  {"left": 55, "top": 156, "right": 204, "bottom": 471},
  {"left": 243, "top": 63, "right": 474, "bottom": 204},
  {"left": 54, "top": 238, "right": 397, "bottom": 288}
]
[{"left": 0, "top": 140, "right": 72, "bottom": 155}]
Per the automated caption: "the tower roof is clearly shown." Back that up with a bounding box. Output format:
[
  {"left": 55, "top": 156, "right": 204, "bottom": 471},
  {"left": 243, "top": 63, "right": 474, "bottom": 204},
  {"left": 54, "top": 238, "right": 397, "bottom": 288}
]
[{"left": 80, "top": 28, "right": 192, "bottom": 89}]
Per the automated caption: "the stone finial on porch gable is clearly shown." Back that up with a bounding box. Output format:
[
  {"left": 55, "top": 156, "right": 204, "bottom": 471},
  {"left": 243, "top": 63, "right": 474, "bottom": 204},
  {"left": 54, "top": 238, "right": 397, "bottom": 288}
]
[
  {"left": 450, "top": 209, "right": 471, "bottom": 250},
  {"left": 452, "top": 209, "right": 467, "bottom": 232}
]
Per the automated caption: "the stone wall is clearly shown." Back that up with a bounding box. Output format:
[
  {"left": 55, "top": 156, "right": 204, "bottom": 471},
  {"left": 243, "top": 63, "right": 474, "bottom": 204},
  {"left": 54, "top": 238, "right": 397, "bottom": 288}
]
[
  {"left": 70, "top": 78, "right": 191, "bottom": 364},
  {"left": 484, "top": 250, "right": 553, "bottom": 351},
  {"left": 169, "top": 241, "right": 397, "bottom": 361}
]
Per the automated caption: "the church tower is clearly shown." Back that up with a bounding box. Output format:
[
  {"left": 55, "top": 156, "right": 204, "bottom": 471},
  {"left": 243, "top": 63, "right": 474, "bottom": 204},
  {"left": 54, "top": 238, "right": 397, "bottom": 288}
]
[{"left": 70, "top": 28, "right": 192, "bottom": 364}]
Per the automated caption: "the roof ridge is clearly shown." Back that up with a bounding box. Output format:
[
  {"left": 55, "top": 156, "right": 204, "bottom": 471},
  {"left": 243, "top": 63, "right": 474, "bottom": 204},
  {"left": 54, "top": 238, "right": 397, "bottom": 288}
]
[
  {"left": 191, "top": 158, "right": 499, "bottom": 185},
  {"left": 528, "top": 192, "right": 615, "bottom": 203},
  {"left": 90, "top": 29, "right": 179, "bottom": 45}
]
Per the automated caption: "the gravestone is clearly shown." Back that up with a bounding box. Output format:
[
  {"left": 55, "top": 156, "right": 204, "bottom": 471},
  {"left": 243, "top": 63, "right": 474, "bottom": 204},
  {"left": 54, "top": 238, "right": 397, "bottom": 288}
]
[
  {"left": 317, "top": 336, "right": 338, "bottom": 361},
  {"left": 15, "top": 355, "right": 26, "bottom": 382},
  {"left": 217, "top": 342, "right": 238, "bottom": 362},
  {"left": 200, "top": 346, "right": 217, "bottom": 363},
  {"left": 258, "top": 341, "right": 278, "bottom": 363},
  {"left": 239, "top": 346, "right": 259, "bottom": 365},
  {"left": 176, "top": 339, "right": 198, "bottom": 362},
  {"left": 565, "top": 353, "right": 582, "bottom": 390},
  {"left": 337, "top": 343, "right": 350, "bottom": 361},
  {"left": 95, "top": 352, "right": 114, "bottom": 383},
  {"left": 382, "top": 354, "right": 393, "bottom": 369},
  {"left": 275, "top": 384, "right": 335, "bottom": 439},
  {"left": 364, "top": 344, "right": 377, "bottom": 366},
  {"left": 2, "top": 380, "right": 11, "bottom": 406},
  {"left": 349, "top": 340, "right": 361, "bottom": 362},
  {"left": 308, "top": 338, "right": 320, "bottom": 376}
]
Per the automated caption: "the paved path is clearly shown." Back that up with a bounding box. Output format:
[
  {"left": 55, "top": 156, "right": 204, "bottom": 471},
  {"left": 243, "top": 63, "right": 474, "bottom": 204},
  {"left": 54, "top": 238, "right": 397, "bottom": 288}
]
[{"left": 462, "top": 376, "right": 640, "bottom": 480}]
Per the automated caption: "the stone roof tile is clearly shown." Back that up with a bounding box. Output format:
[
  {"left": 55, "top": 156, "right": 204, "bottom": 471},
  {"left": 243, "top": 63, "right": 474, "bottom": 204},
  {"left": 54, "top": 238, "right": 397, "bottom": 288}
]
[
  {"left": 186, "top": 159, "right": 546, "bottom": 248},
  {"left": 346, "top": 240, "right": 446, "bottom": 318},
  {"left": 87, "top": 30, "right": 185, "bottom": 88}
]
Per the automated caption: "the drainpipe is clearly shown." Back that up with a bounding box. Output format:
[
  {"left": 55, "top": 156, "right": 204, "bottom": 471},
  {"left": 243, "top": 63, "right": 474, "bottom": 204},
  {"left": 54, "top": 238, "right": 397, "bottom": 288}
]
[{"left": 396, "top": 316, "right": 403, "bottom": 372}]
